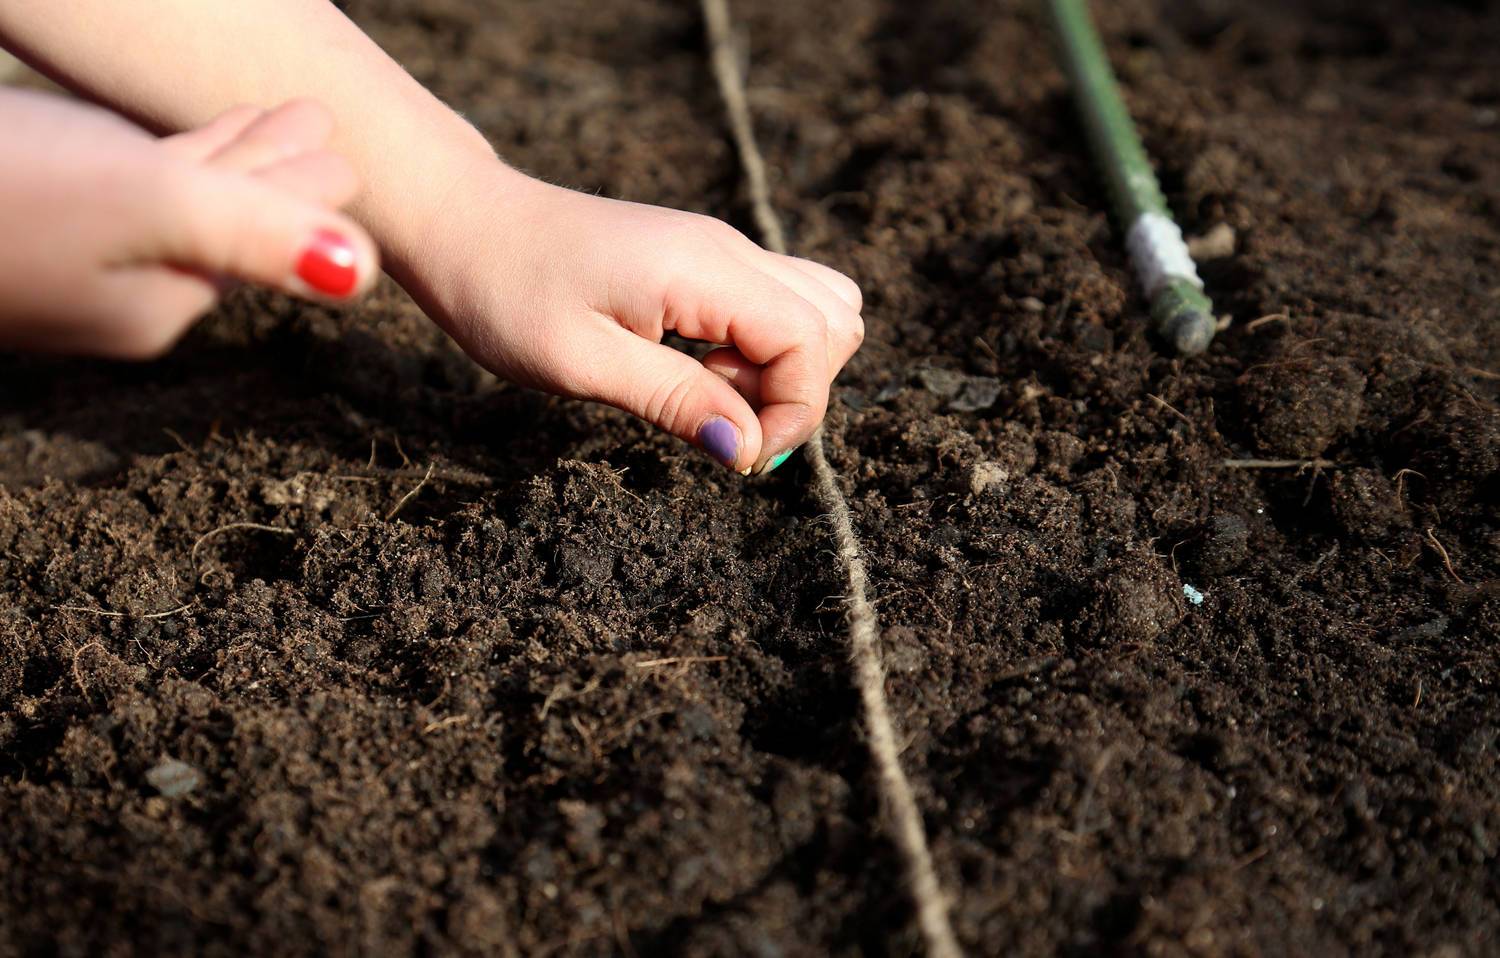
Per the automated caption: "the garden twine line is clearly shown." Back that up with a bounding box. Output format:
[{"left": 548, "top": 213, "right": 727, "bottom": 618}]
[{"left": 700, "top": 2, "right": 962, "bottom": 954}]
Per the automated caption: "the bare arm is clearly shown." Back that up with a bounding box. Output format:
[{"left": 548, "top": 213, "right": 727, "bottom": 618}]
[
  {"left": 0, "top": 1, "right": 864, "bottom": 474},
  {"left": 0, "top": 0, "right": 497, "bottom": 288}
]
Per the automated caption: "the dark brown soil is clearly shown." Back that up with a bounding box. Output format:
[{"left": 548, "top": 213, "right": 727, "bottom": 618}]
[{"left": 4, "top": 0, "right": 1499, "bottom": 954}]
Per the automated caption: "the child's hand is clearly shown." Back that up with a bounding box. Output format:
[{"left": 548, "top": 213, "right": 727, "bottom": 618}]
[
  {"left": 0, "top": 1, "right": 861, "bottom": 471},
  {"left": 0, "top": 90, "right": 377, "bottom": 358},
  {"left": 419, "top": 174, "right": 864, "bottom": 474}
]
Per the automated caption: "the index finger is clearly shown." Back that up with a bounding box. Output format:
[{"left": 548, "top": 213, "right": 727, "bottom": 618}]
[{"left": 661, "top": 256, "right": 831, "bottom": 469}]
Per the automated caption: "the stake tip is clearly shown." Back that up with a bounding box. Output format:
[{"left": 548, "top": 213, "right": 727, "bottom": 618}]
[{"left": 1161, "top": 308, "right": 1217, "bottom": 356}]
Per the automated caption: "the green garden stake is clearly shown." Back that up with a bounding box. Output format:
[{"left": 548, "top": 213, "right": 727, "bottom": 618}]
[{"left": 1046, "top": 0, "right": 1217, "bottom": 355}]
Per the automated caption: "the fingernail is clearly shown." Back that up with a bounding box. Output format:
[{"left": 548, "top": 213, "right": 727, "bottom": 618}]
[
  {"left": 752, "top": 447, "right": 798, "bottom": 476},
  {"left": 697, "top": 416, "right": 741, "bottom": 469},
  {"left": 295, "top": 228, "right": 358, "bottom": 297}
]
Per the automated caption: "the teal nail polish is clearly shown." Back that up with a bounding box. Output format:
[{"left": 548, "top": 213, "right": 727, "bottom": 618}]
[{"left": 768, "top": 448, "right": 795, "bottom": 472}]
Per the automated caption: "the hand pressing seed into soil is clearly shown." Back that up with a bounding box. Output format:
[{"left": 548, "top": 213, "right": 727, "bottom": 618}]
[
  {"left": 0, "top": 1, "right": 861, "bottom": 474},
  {"left": 419, "top": 173, "right": 864, "bottom": 474},
  {"left": 0, "top": 90, "right": 377, "bottom": 358}
]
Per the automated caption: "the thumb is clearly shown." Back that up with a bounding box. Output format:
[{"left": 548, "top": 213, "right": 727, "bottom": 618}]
[
  {"left": 581, "top": 324, "right": 764, "bottom": 473},
  {"left": 149, "top": 163, "right": 379, "bottom": 301}
]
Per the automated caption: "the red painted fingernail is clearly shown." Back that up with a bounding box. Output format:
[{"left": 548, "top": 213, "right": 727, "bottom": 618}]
[{"left": 295, "top": 228, "right": 358, "bottom": 297}]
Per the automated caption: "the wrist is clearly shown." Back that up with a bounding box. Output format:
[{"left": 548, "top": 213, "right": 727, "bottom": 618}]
[{"left": 385, "top": 146, "right": 546, "bottom": 323}]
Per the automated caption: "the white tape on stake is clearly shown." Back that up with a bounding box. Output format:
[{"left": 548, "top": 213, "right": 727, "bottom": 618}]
[{"left": 1125, "top": 211, "right": 1203, "bottom": 299}]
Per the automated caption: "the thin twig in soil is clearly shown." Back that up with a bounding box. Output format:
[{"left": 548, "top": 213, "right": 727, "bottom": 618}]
[
  {"left": 1246, "top": 313, "right": 1290, "bottom": 331},
  {"left": 1423, "top": 527, "right": 1464, "bottom": 584},
  {"left": 701, "top": 1, "right": 961, "bottom": 953},
  {"left": 605, "top": 465, "right": 645, "bottom": 504},
  {"left": 1239, "top": 342, "right": 1332, "bottom": 377},
  {"left": 1232, "top": 845, "right": 1271, "bottom": 871},
  {"left": 70, "top": 640, "right": 105, "bottom": 695},
  {"left": 392, "top": 435, "right": 414, "bottom": 468},
  {"left": 1148, "top": 393, "right": 1192, "bottom": 425},
  {"left": 422, "top": 715, "right": 470, "bottom": 735},
  {"left": 161, "top": 427, "right": 194, "bottom": 453},
  {"left": 132, "top": 636, "right": 160, "bottom": 669},
  {"left": 1393, "top": 467, "right": 1425, "bottom": 503},
  {"left": 190, "top": 522, "right": 295, "bottom": 567},
  {"left": 1221, "top": 458, "right": 1338, "bottom": 470},
  {"left": 632, "top": 656, "right": 727, "bottom": 668},
  {"left": 538, "top": 676, "right": 601, "bottom": 720},
  {"left": 53, "top": 602, "right": 192, "bottom": 619},
  {"left": 386, "top": 463, "right": 435, "bottom": 520}
]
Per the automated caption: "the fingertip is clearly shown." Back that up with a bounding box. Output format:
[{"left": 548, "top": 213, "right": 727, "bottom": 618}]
[
  {"left": 696, "top": 415, "right": 743, "bottom": 471},
  {"left": 572, "top": 329, "right": 765, "bottom": 473},
  {"left": 291, "top": 219, "right": 379, "bottom": 300},
  {"left": 753, "top": 393, "right": 825, "bottom": 473},
  {"left": 693, "top": 389, "right": 764, "bottom": 473}
]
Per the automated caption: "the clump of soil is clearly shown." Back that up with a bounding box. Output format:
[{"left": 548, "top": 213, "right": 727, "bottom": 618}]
[
  {"left": 1240, "top": 351, "right": 1366, "bottom": 458},
  {"left": 3, "top": 0, "right": 1499, "bottom": 954}
]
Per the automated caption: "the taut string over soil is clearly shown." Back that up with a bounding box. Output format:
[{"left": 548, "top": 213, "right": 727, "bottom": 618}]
[{"left": 700, "top": 1, "right": 962, "bottom": 954}]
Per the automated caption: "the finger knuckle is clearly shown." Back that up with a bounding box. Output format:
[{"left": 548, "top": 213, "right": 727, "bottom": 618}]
[
  {"left": 643, "top": 370, "right": 700, "bottom": 432},
  {"left": 679, "top": 213, "right": 746, "bottom": 250},
  {"left": 803, "top": 305, "right": 832, "bottom": 349},
  {"left": 779, "top": 352, "right": 828, "bottom": 400},
  {"left": 841, "top": 275, "right": 864, "bottom": 313},
  {"left": 783, "top": 396, "right": 826, "bottom": 438},
  {"left": 784, "top": 295, "right": 824, "bottom": 331},
  {"left": 711, "top": 219, "right": 751, "bottom": 245}
]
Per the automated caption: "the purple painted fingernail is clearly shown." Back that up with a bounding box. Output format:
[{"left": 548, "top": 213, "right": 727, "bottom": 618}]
[{"left": 697, "top": 416, "right": 740, "bottom": 469}]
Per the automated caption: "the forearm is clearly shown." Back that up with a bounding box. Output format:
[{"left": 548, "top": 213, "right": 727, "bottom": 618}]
[{"left": 0, "top": 0, "right": 506, "bottom": 288}]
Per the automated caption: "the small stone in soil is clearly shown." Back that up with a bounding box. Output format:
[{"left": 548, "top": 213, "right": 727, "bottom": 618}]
[
  {"left": 145, "top": 758, "right": 201, "bottom": 798},
  {"left": 1188, "top": 223, "right": 1237, "bottom": 260},
  {"left": 950, "top": 378, "right": 1002, "bottom": 412},
  {"left": 915, "top": 367, "right": 1002, "bottom": 412},
  {"left": 969, "top": 461, "right": 1010, "bottom": 497}
]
